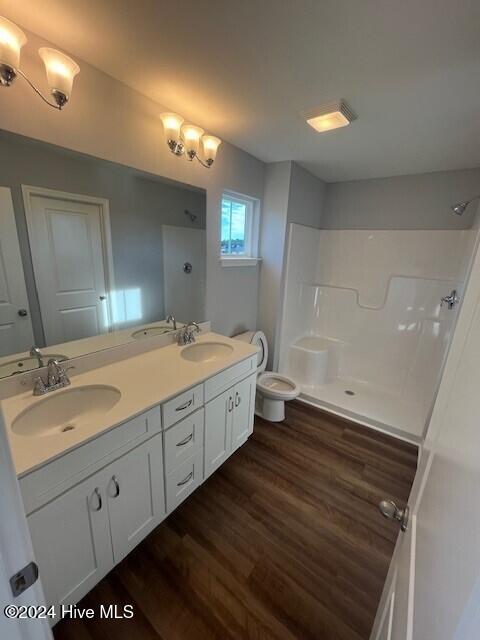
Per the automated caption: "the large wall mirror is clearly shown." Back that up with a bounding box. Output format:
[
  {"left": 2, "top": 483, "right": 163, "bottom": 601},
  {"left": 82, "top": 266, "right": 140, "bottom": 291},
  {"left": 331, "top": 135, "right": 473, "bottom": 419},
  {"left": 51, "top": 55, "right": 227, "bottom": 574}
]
[{"left": 0, "top": 129, "right": 206, "bottom": 378}]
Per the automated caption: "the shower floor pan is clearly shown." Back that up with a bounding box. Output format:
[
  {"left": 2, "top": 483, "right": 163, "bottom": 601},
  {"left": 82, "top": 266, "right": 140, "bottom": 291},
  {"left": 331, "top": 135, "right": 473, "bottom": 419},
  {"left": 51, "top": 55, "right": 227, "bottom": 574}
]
[{"left": 299, "top": 377, "right": 426, "bottom": 442}]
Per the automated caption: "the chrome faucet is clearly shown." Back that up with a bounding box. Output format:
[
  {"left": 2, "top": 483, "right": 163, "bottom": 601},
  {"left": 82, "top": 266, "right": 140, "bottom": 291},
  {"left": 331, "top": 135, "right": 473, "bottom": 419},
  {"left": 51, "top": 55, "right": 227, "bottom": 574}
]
[
  {"left": 30, "top": 345, "right": 44, "bottom": 368},
  {"left": 166, "top": 314, "right": 177, "bottom": 331},
  {"left": 33, "top": 358, "right": 73, "bottom": 396},
  {"left": 176, "top": 321, "right": 201, "bottom": 346}
]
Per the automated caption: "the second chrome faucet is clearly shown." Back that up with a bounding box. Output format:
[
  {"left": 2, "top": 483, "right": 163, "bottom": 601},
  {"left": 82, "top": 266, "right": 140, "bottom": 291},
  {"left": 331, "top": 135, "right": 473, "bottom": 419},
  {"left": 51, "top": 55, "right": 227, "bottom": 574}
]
[
  {"left": 176, "top": 321, "right": 201, "bottom": 346},
  {"left": 33, "top": 359, "right": 73, "bottom": 396}
]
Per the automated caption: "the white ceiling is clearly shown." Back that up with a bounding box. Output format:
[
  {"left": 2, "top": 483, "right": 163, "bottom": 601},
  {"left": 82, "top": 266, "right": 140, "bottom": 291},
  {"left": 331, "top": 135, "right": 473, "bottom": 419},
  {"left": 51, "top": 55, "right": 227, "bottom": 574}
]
[{"left": 1, "top": 0, "right": 480, "bottom": 182}]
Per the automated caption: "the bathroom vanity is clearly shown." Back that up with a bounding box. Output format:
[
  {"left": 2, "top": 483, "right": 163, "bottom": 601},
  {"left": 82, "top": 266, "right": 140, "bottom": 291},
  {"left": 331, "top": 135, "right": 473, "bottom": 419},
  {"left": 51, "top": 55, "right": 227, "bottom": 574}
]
[{"left": 2, "top": 332, "right": 258, "bottom": 619}]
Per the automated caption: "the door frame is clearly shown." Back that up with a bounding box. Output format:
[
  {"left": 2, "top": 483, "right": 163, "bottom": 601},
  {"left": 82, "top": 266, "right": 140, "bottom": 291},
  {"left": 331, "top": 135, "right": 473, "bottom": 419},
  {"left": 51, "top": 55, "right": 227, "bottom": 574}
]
[
  {"left": 0, "top": 186, "right": 35, "bottom": 353},
  {"left": 21, "top": 185, "right": 117, "bottom": 333},
  {"left": 0, "top": 407, "right": 52, "bottom": 640}
]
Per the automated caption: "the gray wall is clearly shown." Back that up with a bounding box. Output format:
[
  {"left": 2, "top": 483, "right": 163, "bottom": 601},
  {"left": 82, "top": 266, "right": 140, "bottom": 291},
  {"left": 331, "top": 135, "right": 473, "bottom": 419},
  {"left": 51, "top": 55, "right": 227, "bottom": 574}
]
[
  {"left": 258, "top": 162, "right": 292, "bottom": 364},
  {"left": 322, "top": 169, "right": 480, "bottom": 229},
  {"left": 287, "top": 162, "right": 326, "bottom": 227},
  {"left": 258, "top": 161, "right": 325, "bottom": 367},
  {"left": 0, "top": 27, "right": 264, "bottom": 342},
  {"left": 0, "top": 131, "right": 206, "bottom": 346}
]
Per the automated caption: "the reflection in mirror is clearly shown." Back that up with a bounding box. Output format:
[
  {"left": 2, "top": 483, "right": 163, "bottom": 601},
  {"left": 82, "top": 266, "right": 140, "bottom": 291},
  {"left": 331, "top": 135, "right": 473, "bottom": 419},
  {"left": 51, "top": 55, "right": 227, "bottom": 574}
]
[{"left": 0, "top": 129, "right": 206, "bottom": 379}]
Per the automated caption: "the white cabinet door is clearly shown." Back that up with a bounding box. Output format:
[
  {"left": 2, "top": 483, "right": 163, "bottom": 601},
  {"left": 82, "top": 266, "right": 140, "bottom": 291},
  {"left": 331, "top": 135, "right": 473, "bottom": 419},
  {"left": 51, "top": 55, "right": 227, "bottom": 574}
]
[
  {"left": 204, "top": 388, "right": 233, "bottom": 479},
  {"left": 107, "top": 435, "right": 165, "bottom": 563},
  {"left": 28, "top": 467, "right": 113, "bottom": 609},
  {"left": 231, "top": 373, "right": 256, "bottom": 453}
]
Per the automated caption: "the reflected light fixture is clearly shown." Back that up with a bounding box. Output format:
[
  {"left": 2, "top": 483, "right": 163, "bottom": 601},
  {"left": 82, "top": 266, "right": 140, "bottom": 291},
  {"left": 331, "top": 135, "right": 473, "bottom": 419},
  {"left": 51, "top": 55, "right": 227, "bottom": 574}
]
[
  {"left": 160, "top": 112, "right": 222, "bottom": 168},
  {"left": 304, "top": 100, "right": 356, "bottom": 133},
  {"left": 0, "top": 15, "right": 80, "bottom": 109}
]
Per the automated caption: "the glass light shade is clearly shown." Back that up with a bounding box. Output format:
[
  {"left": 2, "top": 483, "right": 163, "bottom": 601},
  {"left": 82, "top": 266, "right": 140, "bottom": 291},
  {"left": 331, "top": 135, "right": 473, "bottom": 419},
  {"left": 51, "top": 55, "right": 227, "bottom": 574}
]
[
  {"left": 201, "top": 135, "right": 222, "bottom": 163},
  {"left": 159, "top": 112, "right": 184, "bottom": 141},
  {"left": 0, "top": 16, "right": 27, "bottom": 69},
  {"left": 38, "top": 47, "right": 80, "bottom": 98},
  {"left": 181, "top": 124, "right": 204, "bottom": 156},
  {"left": 306, "top": 110, "right": 350, "bottom": 132}
]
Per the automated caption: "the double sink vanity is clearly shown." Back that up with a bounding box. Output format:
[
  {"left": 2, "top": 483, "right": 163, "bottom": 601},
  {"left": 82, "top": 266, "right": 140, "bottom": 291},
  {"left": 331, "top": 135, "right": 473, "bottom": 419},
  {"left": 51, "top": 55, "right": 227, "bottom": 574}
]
[{"left": 2, "top": 330, "right": 258, "bottom": 619}]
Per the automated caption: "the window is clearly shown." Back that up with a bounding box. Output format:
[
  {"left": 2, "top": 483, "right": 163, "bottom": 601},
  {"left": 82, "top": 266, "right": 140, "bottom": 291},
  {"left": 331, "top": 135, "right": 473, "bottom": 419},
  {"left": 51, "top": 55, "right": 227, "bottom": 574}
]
[{"left": 220, "top": 192, "right": 260, "bottom": 265}]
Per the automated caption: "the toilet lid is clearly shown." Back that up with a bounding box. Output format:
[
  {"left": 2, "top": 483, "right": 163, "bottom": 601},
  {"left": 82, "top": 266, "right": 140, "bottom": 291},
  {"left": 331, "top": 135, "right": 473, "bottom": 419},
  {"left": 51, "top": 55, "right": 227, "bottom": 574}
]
[{"left": 251, "top": 331, "right": 268, "bottom": 373}]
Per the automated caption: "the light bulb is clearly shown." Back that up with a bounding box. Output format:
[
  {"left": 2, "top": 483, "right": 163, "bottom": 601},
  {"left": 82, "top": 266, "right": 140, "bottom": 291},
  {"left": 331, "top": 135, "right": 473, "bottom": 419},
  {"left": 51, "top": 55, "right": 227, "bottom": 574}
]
[
  {"left": 159, "top": 112, "right": 184, "bottom": 143},
  {"left": 201, "top": 135, "right": 221, "bottom": 166},
  {"left": 181, "top": 124, "right": 204, "bottom": 159},
  {"left": 38, "top": 47, "right": 80, "bottom": 107},
  {"left": 0, "top": 16, "right": 26, "bottom": 74}
]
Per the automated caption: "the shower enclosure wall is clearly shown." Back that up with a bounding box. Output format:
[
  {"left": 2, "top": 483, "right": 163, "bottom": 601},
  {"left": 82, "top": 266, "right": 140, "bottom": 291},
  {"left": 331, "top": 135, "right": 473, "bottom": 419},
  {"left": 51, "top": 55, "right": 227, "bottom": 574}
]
[{"left": 278, "top": 224, "right": 477, "bottom": 440}]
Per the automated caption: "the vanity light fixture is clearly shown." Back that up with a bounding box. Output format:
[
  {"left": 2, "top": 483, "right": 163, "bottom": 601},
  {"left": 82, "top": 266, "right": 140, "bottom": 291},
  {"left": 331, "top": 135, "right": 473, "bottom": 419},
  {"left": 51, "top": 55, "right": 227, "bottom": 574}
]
[
  {"left": 304, "top": 100, "right": 356, "bottom": 133},
  {"left": 159, "top": 112, "right": 222, "bottom": 168},
  {"left": 0, "top": 15, "right": 80, "bottom": 110}
]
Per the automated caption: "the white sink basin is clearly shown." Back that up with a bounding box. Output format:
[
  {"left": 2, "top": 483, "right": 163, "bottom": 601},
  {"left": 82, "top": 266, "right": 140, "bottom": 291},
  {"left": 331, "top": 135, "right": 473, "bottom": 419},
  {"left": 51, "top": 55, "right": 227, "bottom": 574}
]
[
  {"left": 12, "top": 385, "right": 122, "bottom": 438},
  {"left": 131, "top": 325, "right": 172, "bottom": 339},
  {"left": 0, "top": 354, "right": 67, "bottom": 378},
  {"left": 181, "top": 342, "right": 233, "bottom": 363}
]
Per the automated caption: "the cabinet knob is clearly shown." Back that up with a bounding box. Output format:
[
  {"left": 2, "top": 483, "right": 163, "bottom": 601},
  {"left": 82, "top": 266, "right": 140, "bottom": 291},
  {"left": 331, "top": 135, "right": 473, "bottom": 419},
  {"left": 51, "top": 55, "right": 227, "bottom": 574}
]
[
  {"left": 176, "top": 433, "right": 194, "bottom": 447},
  {"left": 177, "top": 471, "right": 193, "bottom": 487},
  {"left": 112, "top": 475, "right": 120, "bottom": 498},
  {"left": 92, "top": 488, "right": 102, "bottom": 511}
]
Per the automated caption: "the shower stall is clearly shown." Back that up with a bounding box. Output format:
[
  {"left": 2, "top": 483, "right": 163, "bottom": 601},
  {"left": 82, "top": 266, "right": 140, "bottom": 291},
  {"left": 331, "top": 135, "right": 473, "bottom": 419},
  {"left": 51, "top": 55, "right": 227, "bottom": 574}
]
[{"left": 278, "top": 224, "right": 478, "bottom": 441}]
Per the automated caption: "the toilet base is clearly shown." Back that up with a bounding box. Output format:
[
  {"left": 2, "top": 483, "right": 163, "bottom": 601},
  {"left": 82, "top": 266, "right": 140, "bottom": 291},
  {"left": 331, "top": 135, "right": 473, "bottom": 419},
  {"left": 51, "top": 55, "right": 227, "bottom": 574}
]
[{"left": 262, "top": 396, "right": 285, "bottom": 422}]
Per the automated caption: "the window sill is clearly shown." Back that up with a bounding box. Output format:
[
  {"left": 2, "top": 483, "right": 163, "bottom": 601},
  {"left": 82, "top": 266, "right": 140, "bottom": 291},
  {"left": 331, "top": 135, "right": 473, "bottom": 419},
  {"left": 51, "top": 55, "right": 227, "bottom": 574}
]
[{"left": 219, "top": 257, "right": 262, "bottom": 267}]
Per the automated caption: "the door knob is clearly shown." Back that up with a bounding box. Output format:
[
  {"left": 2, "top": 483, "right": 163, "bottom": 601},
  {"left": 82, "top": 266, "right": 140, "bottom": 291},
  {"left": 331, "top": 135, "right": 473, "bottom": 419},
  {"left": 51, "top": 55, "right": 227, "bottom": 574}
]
[
  {"left": 378, "top": 499, "right": 409, "bottom": 532},
  {"left": 18, "top": 309, "right": 28, "bottom": 317}
]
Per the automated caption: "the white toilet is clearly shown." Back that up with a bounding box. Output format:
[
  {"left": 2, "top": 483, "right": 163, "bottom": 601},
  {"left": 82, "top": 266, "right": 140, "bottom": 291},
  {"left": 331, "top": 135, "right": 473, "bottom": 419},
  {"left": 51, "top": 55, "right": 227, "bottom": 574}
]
[{"left": 234, "top": 331, "right": 300, "bottom": 422}]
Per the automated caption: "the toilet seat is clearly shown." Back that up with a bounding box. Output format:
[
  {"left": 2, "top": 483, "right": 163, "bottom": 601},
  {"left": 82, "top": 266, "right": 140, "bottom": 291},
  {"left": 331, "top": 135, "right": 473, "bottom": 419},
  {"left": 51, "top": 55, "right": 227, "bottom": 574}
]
[{"left": 257, "top": 371, "right": 300, "bottom": 401}]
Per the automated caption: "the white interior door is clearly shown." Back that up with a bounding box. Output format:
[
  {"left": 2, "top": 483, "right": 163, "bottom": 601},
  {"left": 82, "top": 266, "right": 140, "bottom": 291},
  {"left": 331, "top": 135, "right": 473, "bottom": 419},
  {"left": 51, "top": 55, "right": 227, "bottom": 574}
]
[
  {"left": 371, "top": 234, "right": 480, "bottom": 640},
  {"left": 23, "top": 187, "right": 112, "bottom": 346},
  {"left": 0, "top": 187, "right": 34, "bottom": 356}
]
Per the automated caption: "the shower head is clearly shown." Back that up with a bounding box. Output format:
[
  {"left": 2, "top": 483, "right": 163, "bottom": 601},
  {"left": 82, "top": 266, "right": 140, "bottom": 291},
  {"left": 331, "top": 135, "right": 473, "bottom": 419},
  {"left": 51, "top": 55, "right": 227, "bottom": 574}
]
[
  {"left": 451, "top": 201, "right": 469, "bottom": 216},
  {"left": 184, "top": 209, "right": 197, "bottom": 223},
  {"left": 451, "top": 195, "right": 480, "bottom": 216}
]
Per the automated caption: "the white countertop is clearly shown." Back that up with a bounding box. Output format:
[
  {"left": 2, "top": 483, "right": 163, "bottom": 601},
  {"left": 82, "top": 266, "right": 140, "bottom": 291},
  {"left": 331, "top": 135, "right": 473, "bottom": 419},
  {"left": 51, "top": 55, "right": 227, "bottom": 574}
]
[{"left": 2, "top": 332, "right": 258, "bottom": 477}]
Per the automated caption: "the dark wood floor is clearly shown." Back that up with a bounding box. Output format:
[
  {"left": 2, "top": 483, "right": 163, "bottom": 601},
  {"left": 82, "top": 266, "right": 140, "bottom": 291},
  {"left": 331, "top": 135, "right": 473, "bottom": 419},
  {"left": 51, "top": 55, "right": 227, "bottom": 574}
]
[{"left": 54, "top": 401, "right": 417, "bottom": 640}]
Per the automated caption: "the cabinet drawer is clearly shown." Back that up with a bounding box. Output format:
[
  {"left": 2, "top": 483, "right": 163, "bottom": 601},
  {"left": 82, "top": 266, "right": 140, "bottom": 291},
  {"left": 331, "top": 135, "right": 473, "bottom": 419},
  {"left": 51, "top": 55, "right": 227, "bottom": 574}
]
[
  {"left": 165, "top": 449, "right": 204, "bottom": 513},
  {"left": 163, "top": 408, "right": 204, "bottom": 475},
  {"left": 162, "top": 383, "right": 204, "bottom": 429},
  {"left": 204, "top": 355, "right": 257, "bottom": 402}
]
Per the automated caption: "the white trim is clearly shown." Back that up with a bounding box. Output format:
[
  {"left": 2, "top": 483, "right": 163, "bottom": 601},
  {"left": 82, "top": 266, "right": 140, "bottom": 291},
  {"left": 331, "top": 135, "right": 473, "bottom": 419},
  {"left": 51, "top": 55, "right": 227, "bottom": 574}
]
[
  {"left": 21, "top": 185, "right": 116, "bottom": 332},
  {"left": 219, "top": 257, "right": 262, "bottom": 267},
  {"left": 0, "top": 408, "right": 52, "bottom": 639}
]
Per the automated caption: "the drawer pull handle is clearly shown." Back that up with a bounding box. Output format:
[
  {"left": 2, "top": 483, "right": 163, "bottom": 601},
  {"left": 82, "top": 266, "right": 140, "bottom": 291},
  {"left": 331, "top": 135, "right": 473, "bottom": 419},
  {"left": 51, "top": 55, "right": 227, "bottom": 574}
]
[
  {"left": 177, "top": 471, "right": 193, "bottom": 487},
  {"left": 175, "top": 399, "right": 193, "bottom": 412},
  {"left": 228, "top": 396, "right": 234, "bottom": 412},
  {"left": 112, "top": 475, "right": 120, "bottom": 498},
  {"left": 235, "top": 392, "right": 241, "bottom": 407},
  {"left": 176, "top": 433, "right": 193, "bottom": 447},
  {"left": 92, "top": 488, "right": 102, "bottom": 511}
]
